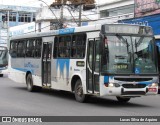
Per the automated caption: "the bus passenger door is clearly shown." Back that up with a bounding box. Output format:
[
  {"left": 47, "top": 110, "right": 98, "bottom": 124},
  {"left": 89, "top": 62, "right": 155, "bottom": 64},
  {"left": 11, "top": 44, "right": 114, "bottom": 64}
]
[
  {"left": 42, "top": 42, "right": 52, "bottom": 87},
  {"left": 87, "top": 38, "right": 100, "bottom": 94}
]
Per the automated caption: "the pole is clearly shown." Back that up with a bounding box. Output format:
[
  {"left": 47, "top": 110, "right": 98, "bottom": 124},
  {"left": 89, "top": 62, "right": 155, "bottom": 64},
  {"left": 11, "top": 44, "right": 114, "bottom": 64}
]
[
  {"left": 79, "top": 0, "right": 82, "bottom": 27},
  {"left": 60, "top": 0, "right": 64, "bottom": 28},
  {"left": 7, "top": 10, "right": 9, "bottom": 48}
]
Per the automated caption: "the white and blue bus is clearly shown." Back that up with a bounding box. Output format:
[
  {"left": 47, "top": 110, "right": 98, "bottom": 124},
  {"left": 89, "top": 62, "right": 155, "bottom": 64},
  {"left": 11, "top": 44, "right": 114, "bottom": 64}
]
[
  {"left": 8, "top": 24, "right": 158, "bottom": 102},
  {"left": 0, "top": 46, "right": 8, "bottom": 77}
]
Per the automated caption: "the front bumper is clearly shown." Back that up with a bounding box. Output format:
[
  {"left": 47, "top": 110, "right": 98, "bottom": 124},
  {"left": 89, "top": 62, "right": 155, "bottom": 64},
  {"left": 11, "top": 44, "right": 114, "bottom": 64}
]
[
  {"left": 101, "top": 86, "right": 158, "bottom": 97},
  {"left": 0, "top": 67, "right": 7, "bottom": 74}
]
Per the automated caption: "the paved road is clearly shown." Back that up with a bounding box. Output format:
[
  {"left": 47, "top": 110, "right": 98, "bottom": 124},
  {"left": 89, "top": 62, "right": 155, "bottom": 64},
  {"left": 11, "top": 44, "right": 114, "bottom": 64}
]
[{"left": 0, "top": 74, "right": 160, "bottom": 125}]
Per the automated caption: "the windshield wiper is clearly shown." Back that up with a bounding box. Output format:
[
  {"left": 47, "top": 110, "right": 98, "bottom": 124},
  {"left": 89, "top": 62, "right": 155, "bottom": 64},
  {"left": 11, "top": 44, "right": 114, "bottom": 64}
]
[
  {"left": 135, "top": 37, "right": 144, "bottom": 48},
  {"left": 115, "top": 55, "right": 126, "bottom": 58},
  {"left": 116, "top": 34, "right": 129, "bottom": 52}
]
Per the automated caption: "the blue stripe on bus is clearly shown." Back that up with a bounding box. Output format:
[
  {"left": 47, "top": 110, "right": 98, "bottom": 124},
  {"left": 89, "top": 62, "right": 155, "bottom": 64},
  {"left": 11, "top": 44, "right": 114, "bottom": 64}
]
[
  {"left": 56, "top": 59, "right": 70, "bottom": 79},
  {"left": 137, "top": 81, "right": 152, "bottom": 85},
  {"left": 103, "top": 75, "right": 153, "bottom": 85},
  {"left": 59, "top": 28, "right": 75, "bottom": 35},
  {"left": 13, "top": 68, "right": 34, "bottom": 74},
  {"left": 104, "top": 76, "right": 109, "bottom": 84}
]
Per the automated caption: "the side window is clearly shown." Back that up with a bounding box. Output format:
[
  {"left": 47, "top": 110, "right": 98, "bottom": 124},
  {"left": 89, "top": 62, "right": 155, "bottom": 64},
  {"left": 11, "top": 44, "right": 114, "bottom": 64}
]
[
  {"left": 10, "top": 41, "right": 18, "bottom": 58},
  {"left": 71, "top": 34, "right": 86, "bottom": 58},
  {"left": 88, "top": 40, "right": 93, "bottom": 68},
  {"left": 35, "top": 39, "right": 42, "bottom": 58},
  {"left": 17, "top": 41, "right": 25, "bottom": 57},
  {"left": 95, "top": 39, "right": 100, "bottom": 72},
  {"left": 26, "top": 39, "right": 35, "bottom": 57},
  {"left": 53, "top": 37, "right": 58, "bottom": 58},
  {"left": 58, "top": 36, "right": 71, "bottom": 58}
]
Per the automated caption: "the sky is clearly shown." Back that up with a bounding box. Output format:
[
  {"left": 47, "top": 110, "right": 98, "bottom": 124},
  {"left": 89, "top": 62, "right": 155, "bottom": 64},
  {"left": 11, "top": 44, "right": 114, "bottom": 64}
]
[{"left": 0, "top": 0, "right": 117, "bottom": 7}]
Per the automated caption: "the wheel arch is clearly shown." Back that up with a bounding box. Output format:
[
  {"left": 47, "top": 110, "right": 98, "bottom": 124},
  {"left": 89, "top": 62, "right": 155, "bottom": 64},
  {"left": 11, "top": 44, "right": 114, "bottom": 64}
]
[
  {"left": 71, "top": 75, "right": 81, "bottom": 92},
  {"left": 70, "top": 73, "right": 87, "bottom": 93}
]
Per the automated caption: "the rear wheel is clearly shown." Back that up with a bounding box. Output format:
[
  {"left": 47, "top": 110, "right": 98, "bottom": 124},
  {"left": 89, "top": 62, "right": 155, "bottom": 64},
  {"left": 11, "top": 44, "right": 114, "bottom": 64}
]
[
  {"left": 26, "top": 74, "right": 41, "bottom": 92},
  {"left": 74, "top": 79, "right": 87, "bottom": 103},
  {"left": 116, "top": 96, "right": 130, "bottom": 103}
]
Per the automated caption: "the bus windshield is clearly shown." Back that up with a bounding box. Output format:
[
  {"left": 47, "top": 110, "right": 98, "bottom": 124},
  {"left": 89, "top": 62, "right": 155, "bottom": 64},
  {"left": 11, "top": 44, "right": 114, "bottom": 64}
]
[
  {"left": 102, "top": 35, "right": 157, "bottom": 74},
  {"left": 0, "top": 48, "right": 8, "bottom": 66}
]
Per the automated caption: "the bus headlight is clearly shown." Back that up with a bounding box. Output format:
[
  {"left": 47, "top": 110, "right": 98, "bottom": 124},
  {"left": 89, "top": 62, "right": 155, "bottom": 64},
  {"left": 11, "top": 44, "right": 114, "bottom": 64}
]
[
  {"left": 108, "top": 83, "right": 120, "bottom": 87},
  {"left": 148, "top": 83, "right": 158, "bottom": 87},
  {"left": 108, "top": 83, "right": 114, "bottom": 87}
]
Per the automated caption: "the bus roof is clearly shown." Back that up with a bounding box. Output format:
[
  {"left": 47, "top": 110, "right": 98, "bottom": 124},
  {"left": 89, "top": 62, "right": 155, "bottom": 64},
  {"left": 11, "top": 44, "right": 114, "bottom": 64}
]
[
  {"left": 10, "top": 24, "right": 102, "bottom": 40},
  {"left": 10, "top": 23, "right": 152, "bottom": 40}
]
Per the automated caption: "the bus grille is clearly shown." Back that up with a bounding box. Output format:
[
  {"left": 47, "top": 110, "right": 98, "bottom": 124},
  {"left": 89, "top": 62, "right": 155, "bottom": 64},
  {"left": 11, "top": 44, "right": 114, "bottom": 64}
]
[
  {"left": 121, "top": 91, "right": 146, "bottom": 95},
  {"left": 122, "top": 84, "right": 146, "bottom": 88},
  {"left": 114, "top": 77, "right": 152, "bottom": 82}
]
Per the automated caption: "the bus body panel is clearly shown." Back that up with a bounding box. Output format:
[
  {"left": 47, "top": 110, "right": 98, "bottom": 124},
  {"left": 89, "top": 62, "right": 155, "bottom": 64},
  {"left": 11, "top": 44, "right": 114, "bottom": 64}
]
[
  {"left": 51, "top": 58, "right": 87, "bottom": 92},
  {"left": 51, "top": 58, "right": 71, "bottom": 91},
  {"left": 69, "top": 59, "right": 87, "bottom": 93},
  {"left": 10, "top": 58, "right": 26, "bottom": 83},
  {"left": 24, "top": 58, "right": 42, "bottom": 87}
]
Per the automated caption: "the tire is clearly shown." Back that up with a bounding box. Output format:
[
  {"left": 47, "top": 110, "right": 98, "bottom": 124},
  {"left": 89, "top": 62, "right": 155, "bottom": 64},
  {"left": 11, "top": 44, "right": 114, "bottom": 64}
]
[
  {"left": 0, "top": 74, "right": 3, "bottom": 77},
  {"left": 116, "top": 96, "right": 130, "bottom": 103},
  {"left": 74, "top": 79, "right": 87, "bottom": 103},
  {"left": 26, "top": 74, "right": 41, "bottom": 92}
]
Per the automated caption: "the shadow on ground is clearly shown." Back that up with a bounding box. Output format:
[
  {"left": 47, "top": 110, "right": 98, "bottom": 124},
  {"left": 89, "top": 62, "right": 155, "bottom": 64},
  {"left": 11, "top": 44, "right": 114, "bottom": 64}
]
[{"left": 13, "top": 86, "right": 151, "bottom": 108}]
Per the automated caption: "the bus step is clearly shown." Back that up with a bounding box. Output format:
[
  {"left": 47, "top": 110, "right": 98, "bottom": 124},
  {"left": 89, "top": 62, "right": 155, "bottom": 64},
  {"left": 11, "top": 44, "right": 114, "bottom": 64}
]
[
  {"left": 87, "top": 90, "right": 100, "bottom": 95},
  {"left": 42, "top": 83, "right": 51, "bottom": 88}
]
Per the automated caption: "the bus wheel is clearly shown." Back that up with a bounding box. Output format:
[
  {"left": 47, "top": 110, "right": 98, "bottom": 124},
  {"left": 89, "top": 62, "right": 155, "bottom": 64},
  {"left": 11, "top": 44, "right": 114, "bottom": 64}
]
[
  {"left": 0, "top": 74, "right": 3, "bottom": 77},
  {"left": 116, "top": 96, "right": 130, "bottom": 103},
  {"left": 74, "top": 79, "right": 87, "bottom": 103},
  {"left": 26, "top": 74, "right": 41, "bottom": 92}
]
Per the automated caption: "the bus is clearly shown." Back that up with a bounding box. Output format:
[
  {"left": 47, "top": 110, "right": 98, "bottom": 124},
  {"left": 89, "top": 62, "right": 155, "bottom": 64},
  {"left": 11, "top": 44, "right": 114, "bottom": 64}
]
[
  {"left": 8, "top": 24, "right": 158, "bottom": 103},
  {"left": 0, "top": 46, "right": 8, "bottom": 77},
  {"left": 155, "top": 41, "right": 160, "bottom": 93}
]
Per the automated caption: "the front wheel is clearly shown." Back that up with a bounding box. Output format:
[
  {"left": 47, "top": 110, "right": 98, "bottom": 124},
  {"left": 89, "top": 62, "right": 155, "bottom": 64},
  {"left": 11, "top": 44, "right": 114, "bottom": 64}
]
[
  {"left": 74, "top": 79, "right": 87, "bottom": 103},
  {"left": 116, "top": 96, "right": 130, "bottom": 103}
]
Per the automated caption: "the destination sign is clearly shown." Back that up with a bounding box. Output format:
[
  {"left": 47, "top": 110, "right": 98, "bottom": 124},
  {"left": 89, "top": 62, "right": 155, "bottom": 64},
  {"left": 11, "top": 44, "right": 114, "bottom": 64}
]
[
  {"left": 102, "top": 24, "right": 153, "bottom": 35},
  {"left": 113, "top": 64, "right": 128, "bottom": 70}
]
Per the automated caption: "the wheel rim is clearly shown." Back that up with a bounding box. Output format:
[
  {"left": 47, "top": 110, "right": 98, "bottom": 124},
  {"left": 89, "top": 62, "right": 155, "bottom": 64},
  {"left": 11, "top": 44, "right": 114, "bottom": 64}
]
[{"left": 76, "top": 84, "right": 83, "bottom": 97}]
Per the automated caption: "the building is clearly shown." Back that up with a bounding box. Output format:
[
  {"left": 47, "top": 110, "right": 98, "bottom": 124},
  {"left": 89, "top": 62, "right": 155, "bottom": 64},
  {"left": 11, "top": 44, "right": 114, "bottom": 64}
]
[
  {"left": 89, "top": 0, "right": 134, "bottom": 25},
  {"left": 9, "top": 22, "right": 36, "bottom": 37},
  {"left": 95, "top": 0, "right": 160, "bottom": 45},
  {"left": 121, "top": 0, "right": 160, "bottom": 42},
  {"left": 35, "top": 3, "right": 98, "bottom": 31},
  {"left": 0, "top": 5, "right": 39, "bottom": 46}
]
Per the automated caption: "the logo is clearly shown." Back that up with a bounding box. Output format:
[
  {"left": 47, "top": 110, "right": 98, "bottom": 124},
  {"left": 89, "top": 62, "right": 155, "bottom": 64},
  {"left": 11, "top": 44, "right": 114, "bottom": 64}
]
[
  {"left": 59, "top": 28, "right": 75, "bottom": 35},
  {"left": 135, "top": 67, "right": 140, "bottom": 74},
  {"left": 2, "top": 117, "right": 11, "bottom": 122},
  {"left": 132, "top": 81, "right": 137, "bottom": 86}
]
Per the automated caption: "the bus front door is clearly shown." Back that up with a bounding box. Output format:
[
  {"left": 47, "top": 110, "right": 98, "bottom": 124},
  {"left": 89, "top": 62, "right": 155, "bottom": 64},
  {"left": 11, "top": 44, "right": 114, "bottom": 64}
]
[
  {"left": 156, "top": 41, "right": 160, "bottom": 93},
  {"left": 42, "top": 42, "right": 52, "bottom": 87},
  {"left": 87, "top": 38, "right": 100, "bottom": 94}
]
